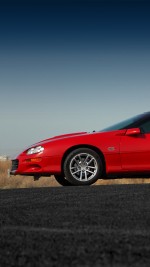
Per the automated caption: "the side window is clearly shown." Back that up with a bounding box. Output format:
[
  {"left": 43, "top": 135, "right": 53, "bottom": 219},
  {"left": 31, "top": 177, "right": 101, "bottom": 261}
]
[{"left": 140, "top": 121, "right": 150, "bottom": 133}]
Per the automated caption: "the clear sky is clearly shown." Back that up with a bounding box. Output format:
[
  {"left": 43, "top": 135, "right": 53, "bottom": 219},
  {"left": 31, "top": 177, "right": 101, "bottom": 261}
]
[{"left": 0, "top": 0, "right": 150, "bottom": 157}]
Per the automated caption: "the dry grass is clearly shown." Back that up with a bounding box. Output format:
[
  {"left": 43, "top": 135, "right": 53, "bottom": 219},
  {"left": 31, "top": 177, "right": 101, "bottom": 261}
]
[
  {"left": 0, "top": 160, "right": 150, "bottom": 189},
  {"left": 95, "top": 177, "right": 150, "bottom": 185},
  {"left": 0, "top": 161, "right": 60, "bottom": 189}
]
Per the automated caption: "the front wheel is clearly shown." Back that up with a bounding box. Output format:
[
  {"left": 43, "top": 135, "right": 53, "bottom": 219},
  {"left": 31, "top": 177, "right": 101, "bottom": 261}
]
[{"left": 64, "top": 148, "right": 103, "bottom": 186}]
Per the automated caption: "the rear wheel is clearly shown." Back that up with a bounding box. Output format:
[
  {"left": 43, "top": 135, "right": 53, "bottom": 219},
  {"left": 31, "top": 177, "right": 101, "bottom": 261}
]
[
  {"left": 64, "top": 148, "right": 103, "bottom": 185},
  {"left": 54, "top": 175, "right": 73, "bottom": 186}
]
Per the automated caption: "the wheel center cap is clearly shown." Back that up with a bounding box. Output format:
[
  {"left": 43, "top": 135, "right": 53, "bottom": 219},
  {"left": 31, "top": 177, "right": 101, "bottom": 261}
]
[{"left": 80, "top": 164, "right": 87, "bottom": 171}]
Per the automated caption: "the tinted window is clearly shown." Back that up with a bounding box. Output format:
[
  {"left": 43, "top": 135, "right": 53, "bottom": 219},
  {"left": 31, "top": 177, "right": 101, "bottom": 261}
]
[
  {"left": 140, "top": 121, "right": 150, "bottom": 133},
  {"left": 101, "top": 114, "right": 144, "bottom": 132}
]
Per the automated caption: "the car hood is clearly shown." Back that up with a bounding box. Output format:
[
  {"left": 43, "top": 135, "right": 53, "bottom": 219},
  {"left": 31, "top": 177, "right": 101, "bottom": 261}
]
[{"left": 30, "top": 131, "right": 87, "bottom": 147}]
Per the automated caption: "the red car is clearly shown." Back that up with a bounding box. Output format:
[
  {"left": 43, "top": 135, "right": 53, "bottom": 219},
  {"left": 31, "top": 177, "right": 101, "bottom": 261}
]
[{"left": 10, "top": 112, "right": 150, "bottom": 186}]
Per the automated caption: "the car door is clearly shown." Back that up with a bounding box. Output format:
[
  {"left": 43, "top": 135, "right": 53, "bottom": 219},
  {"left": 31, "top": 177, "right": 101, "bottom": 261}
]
[{"left": 120, "top": 120, "right": 150, "bottom": 171}]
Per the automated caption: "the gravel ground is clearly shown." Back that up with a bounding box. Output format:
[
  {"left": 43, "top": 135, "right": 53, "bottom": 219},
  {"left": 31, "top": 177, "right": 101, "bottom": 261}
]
[{"left": 0, "top": 184, "right": 150, "bottom": 266}]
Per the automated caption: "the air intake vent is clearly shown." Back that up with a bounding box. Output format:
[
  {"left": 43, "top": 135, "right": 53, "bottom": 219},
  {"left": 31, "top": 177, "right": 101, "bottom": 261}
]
[{"left": 11, "top": 159, "right": 19, "bottom": 171}]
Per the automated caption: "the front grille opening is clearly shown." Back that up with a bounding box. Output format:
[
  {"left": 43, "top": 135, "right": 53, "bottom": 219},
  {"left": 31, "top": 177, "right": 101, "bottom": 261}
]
[{"left": 11, "top": 159, "right": 19, "bottom": 171}]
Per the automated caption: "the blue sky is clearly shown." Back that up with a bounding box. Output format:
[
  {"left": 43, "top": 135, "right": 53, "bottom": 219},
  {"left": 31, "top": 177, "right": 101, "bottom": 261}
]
[{"left": 0, "top": 0, "right": 150, "bottom": 156}]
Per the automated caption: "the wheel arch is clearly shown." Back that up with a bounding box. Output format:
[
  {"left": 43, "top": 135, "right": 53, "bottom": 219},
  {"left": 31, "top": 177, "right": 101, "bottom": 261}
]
[{"left": 61, "top": 144, "right": 106, "bottom": 177}]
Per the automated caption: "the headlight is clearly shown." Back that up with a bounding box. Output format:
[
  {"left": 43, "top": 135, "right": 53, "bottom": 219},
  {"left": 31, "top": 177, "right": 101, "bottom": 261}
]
[{"left": 26, "top": 146, "right": 44, "bottom": 155}]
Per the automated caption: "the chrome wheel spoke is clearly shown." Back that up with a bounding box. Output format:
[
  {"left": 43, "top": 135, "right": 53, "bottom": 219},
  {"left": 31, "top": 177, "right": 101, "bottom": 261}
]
[
  {"left": 74, "top": 158, "right": 80, "bottom": 166},
  {"left": 84, "top": 155, "right": 89, "bottom": 164},
  {"left": 79, "top": 171, "right": 83, "bottom": 180},
  {"left": 77, "top": 155, "right": 82, "bottom": 163},
  {"left": 85, "top": 171, "right": 88, "bottom": 181},
  {"left": 87, "top": 158, "right": 94, "bottom": 165},
  {"left": 86, "top": 169, "right": 95, "bottom": 174},
  {"left": 70, "top": 166, "right": 78, "bottom": 170},
  {"left": 72, "top": 170, "right": 80, "bottom": 175},
  {"left": 88, "top": 166, "right": 97, "bottom": 169}
]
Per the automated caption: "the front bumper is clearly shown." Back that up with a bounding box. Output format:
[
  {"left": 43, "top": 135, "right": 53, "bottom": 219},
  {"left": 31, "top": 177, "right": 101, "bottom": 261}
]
[{"left": 10, "top": 155, "right": 62, "bottom": 176}]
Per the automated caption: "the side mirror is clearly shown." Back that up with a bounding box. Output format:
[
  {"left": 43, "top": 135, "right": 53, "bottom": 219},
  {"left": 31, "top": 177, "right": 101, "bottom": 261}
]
[{"left": 125, "top": 128, "right": 141, "bottom": 136}]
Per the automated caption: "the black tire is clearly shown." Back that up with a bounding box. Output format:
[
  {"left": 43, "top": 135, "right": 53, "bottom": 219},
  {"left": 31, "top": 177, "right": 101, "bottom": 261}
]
[
  {"left": 64, "top": 148, "right": 103, "bottom": 186},
  {"left": 54, "top": 175, "right": 73, "bottom": 186}
]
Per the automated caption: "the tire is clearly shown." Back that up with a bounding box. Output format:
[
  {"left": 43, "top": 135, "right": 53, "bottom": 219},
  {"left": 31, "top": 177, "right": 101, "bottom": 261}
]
[
  {"left": 64, "top": 148, "right": 103, "bottom": 186},
  {"left": 54, "top": 175, "right": 73, "bottom": 186}
]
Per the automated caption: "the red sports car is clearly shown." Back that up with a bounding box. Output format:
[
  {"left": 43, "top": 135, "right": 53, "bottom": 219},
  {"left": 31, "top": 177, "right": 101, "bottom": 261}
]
[{"left": 10, "top": 112, "right": 150, "bottom": 186}]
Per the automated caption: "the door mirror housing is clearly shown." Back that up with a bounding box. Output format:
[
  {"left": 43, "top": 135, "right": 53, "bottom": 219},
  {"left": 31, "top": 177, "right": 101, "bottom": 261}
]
[{"left": 125, "top": 128, "right": 141, "bottom": 136}]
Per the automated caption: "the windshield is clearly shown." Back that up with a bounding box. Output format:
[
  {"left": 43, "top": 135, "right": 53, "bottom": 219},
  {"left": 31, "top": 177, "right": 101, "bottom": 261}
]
[{"left": 100, "top": 114, "right": 144, "bottom": 132}]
